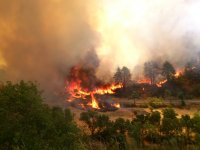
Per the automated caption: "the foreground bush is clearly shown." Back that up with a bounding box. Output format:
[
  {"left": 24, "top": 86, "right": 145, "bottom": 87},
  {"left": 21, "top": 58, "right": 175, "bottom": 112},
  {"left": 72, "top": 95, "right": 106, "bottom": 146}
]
[
  {"left": 80, "top": 110, "right": 129, "bottom": 149},
  {"left": 0, "top": 81, "right": 83, "bottom": 150},
  {"left": 148, "top": 97, "right": 166, "bottom": 108}
]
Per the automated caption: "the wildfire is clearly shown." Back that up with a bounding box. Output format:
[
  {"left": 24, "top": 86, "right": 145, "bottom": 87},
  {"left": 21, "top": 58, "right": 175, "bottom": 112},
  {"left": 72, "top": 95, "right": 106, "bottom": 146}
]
[
  {"left": 66, "top": 81, "right": 123, "bottom": 110},
  {"left": 67, "top": 80, "right": 90, "bottom": 101},
  {"left": 174, "top": 69, "right": 183, "bottom": 78},
  {"left": 136, "top": 69, "right": 184, "bottom": 88},
  {"left": 93, "top": 83, "right": 123, "bottom": 95},
  {"left": 156, "top": 69, "right": 184, "bottom": 87},
  {"left": 136, "top": 78, "right": 151, "bottom": 84},
  {"left": 90, "top": 93, "right": 100, "bottom": 109}
]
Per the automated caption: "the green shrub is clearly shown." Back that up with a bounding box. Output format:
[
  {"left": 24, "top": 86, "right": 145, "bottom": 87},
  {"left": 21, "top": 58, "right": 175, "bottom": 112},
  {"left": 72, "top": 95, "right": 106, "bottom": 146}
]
[
  {"left": 0, "top": 81, "right": 83, "bottom": 150},
  {"left": 148, "top": 97, "right": 166, "bottom": 108}
]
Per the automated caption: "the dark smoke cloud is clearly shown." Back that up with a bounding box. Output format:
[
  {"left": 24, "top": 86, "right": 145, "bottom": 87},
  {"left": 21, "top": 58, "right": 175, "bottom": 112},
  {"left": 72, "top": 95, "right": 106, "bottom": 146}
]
[{"left": 0, "top": 0, "right": 98, "bottom": 105}]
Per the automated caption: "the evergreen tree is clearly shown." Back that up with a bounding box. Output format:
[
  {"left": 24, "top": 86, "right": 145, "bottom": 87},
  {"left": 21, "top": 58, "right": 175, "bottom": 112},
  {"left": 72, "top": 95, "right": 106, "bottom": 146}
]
[
  {"left": 113, "top": 66, "right": 131, "bottom": 87},
  {"left": 162, "top": 61, "right": 176, "bottom": 80},
  {"left": 114, "top": 67, "right": 123, "bottom": 83},
  {"left": 121, "top": 66, "right": 131, "bottom": 87},
  {"left": 144, "top": 61, "right": 159, "bottom": 84}
]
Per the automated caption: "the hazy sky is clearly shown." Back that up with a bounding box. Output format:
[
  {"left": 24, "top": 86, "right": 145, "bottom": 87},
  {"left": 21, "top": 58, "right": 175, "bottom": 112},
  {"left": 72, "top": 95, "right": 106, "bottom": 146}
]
[{"left": 94, "top": 0, "right": 200, "bottom": 71}]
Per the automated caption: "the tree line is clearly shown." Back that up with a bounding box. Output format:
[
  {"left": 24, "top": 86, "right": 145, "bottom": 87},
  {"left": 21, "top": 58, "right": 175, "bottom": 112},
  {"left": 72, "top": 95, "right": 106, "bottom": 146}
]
[
  {"left": 113, "top": 61, "right": 177, "bottom": 86},
  {"left": 113, "top": 58, "right": 200, "bottom": 99}
]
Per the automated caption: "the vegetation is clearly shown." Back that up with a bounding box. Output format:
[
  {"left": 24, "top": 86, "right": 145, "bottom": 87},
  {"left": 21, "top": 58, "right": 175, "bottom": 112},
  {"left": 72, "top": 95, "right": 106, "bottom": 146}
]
[
  {"left": 144, "top": 61, "right": 159, "bottom": 85},
  {"left": 79, "top": 109, "right": 200, "bottom": 149},
  {"left": 148, "top": 97, "right": 166, "bottom": 108},
  {"left": 113, "top": 66, "right": 131, "bottom": 88},
  {"left": 114, "top": 58, "right": 200, "bottom": 99},
  {"left": 130, "top": 91, "right": 140, "bottom": 105},
  {"left": 162, "top": 61, "right": 176, "bottom": 80},
  {"left": 0, "top": 81, "right": 82, "bottom": 150}
]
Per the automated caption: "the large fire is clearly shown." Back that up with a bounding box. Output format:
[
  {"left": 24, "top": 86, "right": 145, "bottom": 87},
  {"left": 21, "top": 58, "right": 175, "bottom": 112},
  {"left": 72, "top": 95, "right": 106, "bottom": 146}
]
[
  {"left": 66, "top": 60, "right": 123, "bottom": 110},
  {"left": 66, "top": 51, "right": 123, "bottom": 111},
  {"left": 66, "top": 81, "right": 123, "bottom": 110}
]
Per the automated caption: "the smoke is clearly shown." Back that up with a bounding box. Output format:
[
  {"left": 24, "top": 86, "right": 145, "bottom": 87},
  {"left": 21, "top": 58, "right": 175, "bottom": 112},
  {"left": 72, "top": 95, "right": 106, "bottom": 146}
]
[
  {"left": 94, "top": 0, "right": 200, "bottom": 73},
  {"left": 0, "top": 0, "right": 200, "bottom": 104},
  {"left": 0, "top": 0, "right": 99, "bottom": 105},
  {"left": 68, "top": 50, "right": 103, "bottom": 90}
]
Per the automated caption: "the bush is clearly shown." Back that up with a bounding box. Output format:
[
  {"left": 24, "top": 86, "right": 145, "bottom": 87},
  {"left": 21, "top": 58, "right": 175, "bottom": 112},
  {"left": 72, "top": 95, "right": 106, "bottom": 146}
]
[
  {"left": 148, "top": 97, "right": 166, "bottom": 108},
  {"left": 0, "top": 81, "right": 83, "bottom": 149}
]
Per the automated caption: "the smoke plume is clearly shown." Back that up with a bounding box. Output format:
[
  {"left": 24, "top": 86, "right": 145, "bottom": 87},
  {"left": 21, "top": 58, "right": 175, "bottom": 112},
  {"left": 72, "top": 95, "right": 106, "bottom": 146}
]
[
  {"left": 67, "top": 50, "right": 103, "bottom": 90},
  {"left": 0, "top": 0, "right": 99, "bottom": 105},
  {"left": 0, "top": 0, "right": 200, "bottom": 105}
]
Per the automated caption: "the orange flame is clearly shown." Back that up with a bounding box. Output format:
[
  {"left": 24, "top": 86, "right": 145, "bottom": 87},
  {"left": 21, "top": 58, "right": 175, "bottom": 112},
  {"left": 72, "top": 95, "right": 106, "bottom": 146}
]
[
  {"left": 67, "top": 80, "right": 90, "bottom": 101},
  {"left": 156, "top": 69, "right": 184, "bottom": 87},
  {"left": 93, "top": 83, "right": 123, "bottom": 95},
  {"left": 156, "top": 79, "right": 167, "bottom": 87},
  {"left": 66, "top": 82, "right": 122, "bottom": 109},
  {"left": 90, "top": 93, "right": 100, "bottom": 109},
  {"left": 174, "top": 69, "right": 183, "bottom": 78},
  {"left": 136, "top": 78, "right": 151, "bottom": 84},
  {"left": 136, "top": 69, "right": 184, "bottom": 88}
]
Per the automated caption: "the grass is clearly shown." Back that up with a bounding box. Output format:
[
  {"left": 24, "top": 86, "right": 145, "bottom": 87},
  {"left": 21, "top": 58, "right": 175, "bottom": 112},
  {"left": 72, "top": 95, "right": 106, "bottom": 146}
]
[{"left": 69, "top": 97, "right": 200, "bottom": 125}]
